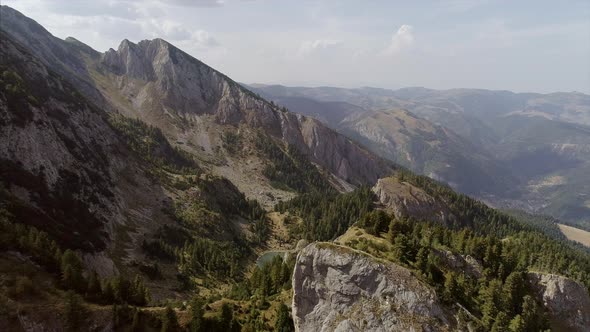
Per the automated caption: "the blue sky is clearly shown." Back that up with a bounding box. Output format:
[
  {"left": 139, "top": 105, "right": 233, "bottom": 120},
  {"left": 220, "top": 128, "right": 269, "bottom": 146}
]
[{"left": 4, "top": 0, "right": 590, "bottom": 93}]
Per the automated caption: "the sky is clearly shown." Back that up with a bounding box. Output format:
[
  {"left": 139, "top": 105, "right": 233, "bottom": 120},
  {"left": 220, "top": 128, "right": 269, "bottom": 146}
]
[{"left": 3, "top": 0, "right": 590, "bottom": 93}]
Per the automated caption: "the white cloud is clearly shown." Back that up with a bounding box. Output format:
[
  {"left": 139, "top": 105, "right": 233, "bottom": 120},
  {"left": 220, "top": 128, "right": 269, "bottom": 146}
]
[
  {"left": 142, "top": 20, "right": 220, "bottom": 49},
  {"left": 297, "top": 39, "right": 342, "bottom": 57},
  {"left": 191, "top": 30, "right": 219, "bottom": 48},
  {"left": 383, "top": 25, "right": 414, "bottom": 56},
  {"left": 162, "top": 0, "right": 225, "bottom": 7}
]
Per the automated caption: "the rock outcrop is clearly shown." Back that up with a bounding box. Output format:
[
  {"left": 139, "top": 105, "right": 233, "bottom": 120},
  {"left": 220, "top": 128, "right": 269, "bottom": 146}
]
[
  {"left": 528, "top": 272, "right": 590, "bottom": 332},
  {"left": 292, "top": 243, "right": 455, "bottom": 332},
  {"left": 373, "top": 177, "right": 450, "bottom": 224}
]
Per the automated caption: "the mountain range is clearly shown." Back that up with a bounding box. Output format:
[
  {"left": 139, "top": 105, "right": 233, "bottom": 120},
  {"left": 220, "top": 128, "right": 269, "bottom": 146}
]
[
  {"left": 1, "top": 5, "right": 589, "bottom": 332},
  {"left": 251, "top": 84, "right": 590, "bottom": 229}
]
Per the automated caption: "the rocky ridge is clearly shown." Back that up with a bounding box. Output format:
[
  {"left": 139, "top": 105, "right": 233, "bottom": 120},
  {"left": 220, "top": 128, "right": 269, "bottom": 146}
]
[
  {"left": 94, "top": 37, "right": 393, "bottom": 186},
  {"left": 292, "top": 242, "right": 456, "bottom": 332}
]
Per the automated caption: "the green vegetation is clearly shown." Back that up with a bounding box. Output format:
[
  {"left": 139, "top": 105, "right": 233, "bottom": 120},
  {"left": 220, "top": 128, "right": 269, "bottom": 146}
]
[
  {"left": 0, "top": 213, "right": 151, "bottom": 306},
  {"left": 229, "top": 254, "right": 295, "bottom": 301},
  {"left": 254, "top": 133, "right": 334, "bottom": 193},
  {"left": 109, "top": 115, "right": 199, "bottom": 174},
  {"left": 64, "top": 291, "right": 86, "bottom": 331},
  {"left": 228, "top": 254, "right": 296, "bottom": 331},
  {"left": 275, "top": 186, "right": 374, "bottom": 241},
  {"left": 172, "top": 175, "right": 270, "bottom": 244},
  {"left": 503, "top": 209, "right": 567, "bottom": 241},
  {"left": 0, "top": 69, "right": 39, "bottom": 112},
  {"left": 140, "top": 175, "right": 271, "bottom": 283},
  {"left": 347, "top": 209, "right": 590, "bottom": 331},
  {"left": 222, "top": 131, "right": 242, "bottom": 154},
  {"left": 275, "top": 303, "right": 294, "bottom": 332},
  {"left": 397, "top": 170, "right": 531, "bottom": 236}
]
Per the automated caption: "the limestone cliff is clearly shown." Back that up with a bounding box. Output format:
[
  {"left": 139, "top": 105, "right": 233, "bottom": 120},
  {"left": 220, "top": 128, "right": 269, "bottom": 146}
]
[
  {"left": 372, "top": 176, "right": 450, "bottom": 224},
  {"left": 292, "top": 243, "right": 456, "bottom": 332},
  {"left": 96, "top": 37, "right": 393, "bottom": 186},
  {"left": 528, "top": 272, "right": 590, "bottom": 332}
]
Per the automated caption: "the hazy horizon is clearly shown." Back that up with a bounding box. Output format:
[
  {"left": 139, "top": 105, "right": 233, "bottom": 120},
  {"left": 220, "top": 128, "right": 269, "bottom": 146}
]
[{"left": 4, "top": 0, "right": 589, "bottom": 94}]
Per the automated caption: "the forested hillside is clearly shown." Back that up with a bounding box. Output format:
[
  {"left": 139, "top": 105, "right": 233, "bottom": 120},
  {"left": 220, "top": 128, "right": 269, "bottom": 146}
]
[{"left": 1, "top": 5, "right": 589, "bottom": 332}]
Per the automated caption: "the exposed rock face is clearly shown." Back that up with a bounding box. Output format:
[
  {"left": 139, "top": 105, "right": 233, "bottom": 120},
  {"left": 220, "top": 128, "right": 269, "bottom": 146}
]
[
  {"left": 0, "top": 29, "right": 172, "bottom": 269},
  {"left": 432, "top": 250, "right": 483, "bottom": 279},
  {"left": 96, "top": 37, "right": 394, "bottom": 186},
  {"left": 0, "top": 31, "right": 119, "bottom": 251},
  {"left": 1, "top": 4, "right": 394, "bottom": 188},
  {"left": 292, "top": 243, "right": 455, "bottom": 332},
  {"left": 528, "top": 272, "right": 590, "bottom": 332},
  {"left": 372, "top": 177, "right": 450, "bottom": 224}
]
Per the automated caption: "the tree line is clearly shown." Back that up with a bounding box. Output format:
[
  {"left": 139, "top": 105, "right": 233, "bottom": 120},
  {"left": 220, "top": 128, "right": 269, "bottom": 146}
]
[{"left": 0, "top": 215, "right": 151, "bottom": 307}]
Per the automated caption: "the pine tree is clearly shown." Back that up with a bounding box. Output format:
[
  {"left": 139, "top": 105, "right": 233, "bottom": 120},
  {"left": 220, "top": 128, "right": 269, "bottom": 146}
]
[
  {"left": 502, "top": 271, "right": 525, "bottom": 315},
  {"left": 161, "top": 305, "right": 179, "bottom": 332},
  {"left": 219, "top": 302, "right": 233, "bottom": 330},
  {"left": 61, "top": 250, "right": 84, "bottom": 291},
  {"left": 490, "top": 311, "right": 509, "bottom": 332},
  {"left": 443, "top": 271, "right": 459, "bottom": 303},
  {"left": 64, "top": 291, "right": 85, "bottom": 331},
  {"left": 479, "top": 279, "right": 502, "bottom": 329},
  {"left": 521, "top": 295, "right": 548, "bottom": 331},
  {"left": 415, "top": 246, "right": 429, "bottom": 274},
  {"left": 132, "top": 275, "right": 149, "bottom": 306},
  {"left": 130, "top": 308, "right": 140, "bottom": 332},
  {"left": 392, "top": 234, "right": 410, "bottom": 263},
  {"left": 102, "top": 279, "right": 115, "bottom": 303},
  {"left": 275, "top": 303, "right": 294, "bottom": 332},
  {"left": 112, "top": 304, "right": 119, "bottom": 328},
  {"left": 189, "top": 296, "right": 205, "bottom": 332},
  {"left": 508, "top": 314, "right": 526, "bottom": 332},
  {"left": 86, "top": 271, "right": 101, "bottom": 300}
]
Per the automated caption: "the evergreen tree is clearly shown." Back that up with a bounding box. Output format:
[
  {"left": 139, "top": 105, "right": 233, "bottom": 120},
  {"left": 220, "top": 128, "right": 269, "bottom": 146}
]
[
  {"left": 490, "top": 311, "right": 510, "bottom": 332},
  {"left": 508, "top": 314, "right": 526, "bottom": 332},
  {"left": 521, "top": 295, "right": 547, "bottom": 331},
  {"left": 443, "top": 271, "right": 459, "bottom": 303},
  {"left": 130, "top": 308, "right": 140, "bottom": 332},
  {"left": 219, "top": 302, "right": 233, "bottom": 330},
  {"left": 112, "top": 303, "right": 120, "bottom": 328},
  {"left": 392, "top": 234, "right": 411, "bottom": 263},
  {"left": 64, "top": 291, "right": 85, "bottom": 331},
  {"left": 189, "top": 296, "right": 205, "bottom": 332},
  {"left": 502, "top": 271, "right": 525, "bottom": 315},
  {"left": 275, "top": 303, "right": 294, "bottom": 332},
  {"left": 86, "top": 271, "right": 101, "bottom": 300},
  {"left": 414, "top": 246, "right": 429, "bottom": 273},
  {"left": 61, "top": 250, "right": 84, "bottom": 291},
  {"left": 161, "top": 305, "right": 179, "bottom": 332},
  {"left": 479, "top": 279, "right": 503, "bottom": 329}
]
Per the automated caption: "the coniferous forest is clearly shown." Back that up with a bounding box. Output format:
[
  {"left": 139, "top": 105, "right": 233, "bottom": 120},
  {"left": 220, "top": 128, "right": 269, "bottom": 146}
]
[{"left": 1, "top": 4, "right": 590, "bottom": 332}]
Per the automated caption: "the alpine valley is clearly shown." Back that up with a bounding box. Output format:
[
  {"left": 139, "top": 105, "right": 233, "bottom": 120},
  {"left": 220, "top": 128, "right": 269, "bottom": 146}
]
[{"left": 1, "top": 5, "right": 589, "bottom": 332}]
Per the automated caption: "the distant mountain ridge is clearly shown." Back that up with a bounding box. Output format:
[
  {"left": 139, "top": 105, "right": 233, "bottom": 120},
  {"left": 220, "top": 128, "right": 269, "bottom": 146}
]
[{"left": 252, "top": 84, "right": 590, "bottom": 228}]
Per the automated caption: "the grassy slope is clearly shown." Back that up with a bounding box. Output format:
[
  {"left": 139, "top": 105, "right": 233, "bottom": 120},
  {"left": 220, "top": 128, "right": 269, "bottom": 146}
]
[{"left": 558, "top": 224, "right": 590, "bottom": 248}]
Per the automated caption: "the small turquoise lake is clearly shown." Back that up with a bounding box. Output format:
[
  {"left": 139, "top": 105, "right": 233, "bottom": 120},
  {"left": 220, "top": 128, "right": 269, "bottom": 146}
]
[{"left": 256, "top": 251, "right": 288, "bottom": 267}]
